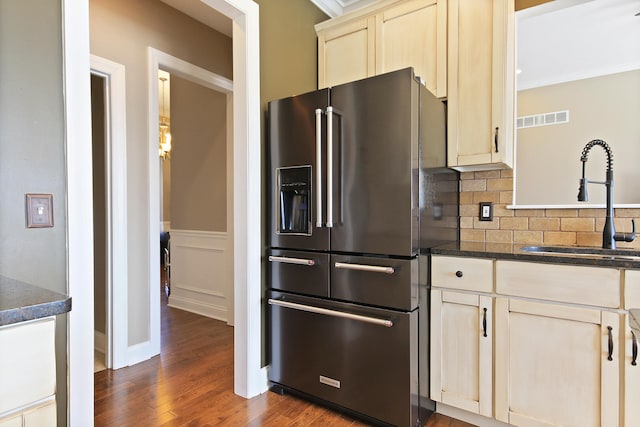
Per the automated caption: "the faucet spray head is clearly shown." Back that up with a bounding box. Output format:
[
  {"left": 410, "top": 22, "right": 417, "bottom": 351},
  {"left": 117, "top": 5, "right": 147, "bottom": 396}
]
[{"left": 577, "top": 177, "right": 589, "bottom": 201}]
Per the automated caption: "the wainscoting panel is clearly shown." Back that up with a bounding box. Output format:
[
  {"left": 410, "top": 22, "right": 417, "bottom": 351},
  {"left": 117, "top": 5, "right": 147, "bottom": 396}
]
[{"left": 168, "top": 230, "right": 231, "bottom": 322}]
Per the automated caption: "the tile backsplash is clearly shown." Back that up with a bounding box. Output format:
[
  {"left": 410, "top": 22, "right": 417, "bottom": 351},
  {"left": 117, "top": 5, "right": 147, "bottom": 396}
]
[{"left": 460, "top": 170, "right": 640, "bottom": 249}]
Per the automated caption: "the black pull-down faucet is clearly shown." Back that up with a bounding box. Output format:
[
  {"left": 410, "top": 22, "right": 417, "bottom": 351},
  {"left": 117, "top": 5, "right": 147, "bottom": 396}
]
[{"left": 577, "top": 139, "right": 636, "bottom": 249}]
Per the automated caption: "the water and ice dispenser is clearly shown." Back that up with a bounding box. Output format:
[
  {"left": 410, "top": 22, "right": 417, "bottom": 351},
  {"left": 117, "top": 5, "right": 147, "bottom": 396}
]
[{"left": 276, "top": 166, "right": 311, "bottom": 235}]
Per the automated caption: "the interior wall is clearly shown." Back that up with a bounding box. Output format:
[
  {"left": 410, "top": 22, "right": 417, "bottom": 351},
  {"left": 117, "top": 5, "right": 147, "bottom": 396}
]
[
  {"left": 254, "top": 0, "right": 329, "bottom": 365},
  {"left": 516, "top": 69, "right": 640, "bottom": 206},
  {"left": 91, "top": 74, "right": 107, "bottom": 336},
  {"left": 170, "top": 76, "right": 227, "bottom": 232},
  {"left": 89, "top": 0, "right": 232, "bottom": 346},
  {"left": 0, "top": 1, "right": 68, "bottom": 424}
]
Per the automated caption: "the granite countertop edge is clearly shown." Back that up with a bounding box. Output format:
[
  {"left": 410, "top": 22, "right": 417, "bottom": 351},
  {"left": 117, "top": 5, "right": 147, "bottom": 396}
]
[
  {"left": 0, "top": 276, "right": 72, "bottom": 327},
  {"left": 430, "top": 242, "right": 640, "bottom": 269}
]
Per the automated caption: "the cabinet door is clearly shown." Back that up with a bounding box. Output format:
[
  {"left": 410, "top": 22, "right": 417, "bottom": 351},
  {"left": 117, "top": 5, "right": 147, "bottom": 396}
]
[
  {"left": 625, "top": 314, "right": 640, "bottom": 427},
  {"left": 495, "top": 298, "right": 619, "bottom": 427},
  {"left": 317, "top": 17, "right": 375, "bottom": 89},
  {"left": 0, "top": 415, "right": 21, "bottom": 427},
  {"left": 431, "top": 290, "right": 492, "bottom": 417},
  {"left": 447, "top": 0, "right": 515, "bottom": 171},
  {"left": 23, "top": 400, "right": 56, "bottom": 427},
  {"left": 375, "top": 0, "right": 447, "bottom": 98}
]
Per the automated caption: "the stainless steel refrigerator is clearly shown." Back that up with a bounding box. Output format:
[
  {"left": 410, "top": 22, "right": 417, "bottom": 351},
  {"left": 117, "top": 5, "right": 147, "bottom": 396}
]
[{"left": 267, "top": 68, "right": 459, "bottom": 427}]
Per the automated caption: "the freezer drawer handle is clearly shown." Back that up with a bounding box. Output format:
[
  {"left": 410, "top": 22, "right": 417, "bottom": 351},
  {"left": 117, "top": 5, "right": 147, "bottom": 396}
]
[
  {"left": 268, "top": 298, "right": 393, "bottom": 328},
  {"left": 268, "top": 255, "right": 315, "bottom": 266},
  {"left": 334, "top": 262, "right": 395, "bottom": 275}
]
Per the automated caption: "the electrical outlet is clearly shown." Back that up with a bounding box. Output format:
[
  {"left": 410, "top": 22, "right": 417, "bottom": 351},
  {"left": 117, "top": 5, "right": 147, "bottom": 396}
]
[{"left": 479, "top": 202, "right": 493, "bottom": 221}]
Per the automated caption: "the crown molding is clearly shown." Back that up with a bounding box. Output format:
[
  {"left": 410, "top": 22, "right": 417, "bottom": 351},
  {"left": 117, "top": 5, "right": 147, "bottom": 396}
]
[{"left": 310, "top": 0, "right": 377, "bottom": 18}]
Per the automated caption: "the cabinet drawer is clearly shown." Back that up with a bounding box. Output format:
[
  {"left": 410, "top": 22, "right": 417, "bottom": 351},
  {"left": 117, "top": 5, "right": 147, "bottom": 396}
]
[
  {"left": 431, "top": 256, "right": 493, "bottom": 292},
  {"left": 0, "top": 318, "right": 56, "bottom": 415},
  {"left": 496, "top": 261, "right": 620, "bottom": 308},
  {"left": 625, "top": 269, "right": 640, "bottom": 309}
]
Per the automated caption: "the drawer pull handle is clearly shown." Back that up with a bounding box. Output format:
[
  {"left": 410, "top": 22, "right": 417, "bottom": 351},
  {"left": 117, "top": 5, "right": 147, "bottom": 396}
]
[
  {"left": 633, "top": 331, "right": 638, "bottom": 366},
  {"left": 494, "top": 127, "right": 499, "bottom": 153},
  {"left": 268, "top": 256, "right": 315, "bottom": 266},
  {"left": 334, "top": 262, "right": 395, "bottom": 274},
  {"left": 482, "top": 307, "right": 488, "bottom": 338},
  {"left": 455, "top": 270, "right": 463, "bottom": 278},
  {"left": 608, "top": 326, "right": 614, "bottom": 361},
  {"left": 268, "top": 298, "right": 393, "bottom": 327}
]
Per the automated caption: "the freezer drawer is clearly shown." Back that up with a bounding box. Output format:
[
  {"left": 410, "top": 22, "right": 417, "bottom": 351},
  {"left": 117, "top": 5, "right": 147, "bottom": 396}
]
[
  {"left": 268, "top": 291, "right": 421, "bottom": 427},
  {"left": 268, "top": 250, "right": 330, "bottom": 298},
  {"left": 331, "top": 255, "right": 419, "bottom": 311}
]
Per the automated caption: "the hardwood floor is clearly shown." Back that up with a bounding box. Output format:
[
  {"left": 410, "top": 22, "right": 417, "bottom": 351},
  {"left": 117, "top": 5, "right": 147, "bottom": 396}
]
[{"left": 94, "top": 273, "right": 475, "bottom": 426}]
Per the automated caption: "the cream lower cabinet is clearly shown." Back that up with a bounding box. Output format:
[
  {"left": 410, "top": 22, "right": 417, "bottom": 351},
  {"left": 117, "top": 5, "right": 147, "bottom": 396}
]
[
  {"left": 0, "top": 317, "right": 56, "bottom": 427},
  {"left": 446, "top": 0, "right": 515, "bottom": 171},
  {"left": 431, "top": 289, "right": 493, "bottom": 416},
  {"left": 624, "top": 269, "right": 640, "bottom": 427},
  {"left": 494, "top": 297, "right": 620, "bottom": 427},
  {"left": 316, "top": 0, "right": 447, "bottom": 98},
  {"left": 431, "top": 255, "right": 494, "bottom": 417}
]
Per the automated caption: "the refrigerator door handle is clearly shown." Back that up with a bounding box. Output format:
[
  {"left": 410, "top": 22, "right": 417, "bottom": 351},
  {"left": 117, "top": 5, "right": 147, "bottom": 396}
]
[
  {"left": 268, "top": 255, "right": 316, "bottom": 266},
  {"left": 326, "top": 106, "right": 334, "bottom": 228},
  {"left": 315, "top": 108, "right": 324, "bottom": 228},
  {"left": 334, "top": 262, "right": 395, "bottom": 275},
  {"left": 268, "top": 298, "right": 393, "bottom": 328}
]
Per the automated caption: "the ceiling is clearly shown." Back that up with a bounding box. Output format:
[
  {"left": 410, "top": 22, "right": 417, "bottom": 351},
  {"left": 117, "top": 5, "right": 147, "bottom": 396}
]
[
  {"left": 158, "top": 0, "right": 377, "bottom": 37},
  {"left": 517, "top": 0, "right": 640, "bottom": 90}
]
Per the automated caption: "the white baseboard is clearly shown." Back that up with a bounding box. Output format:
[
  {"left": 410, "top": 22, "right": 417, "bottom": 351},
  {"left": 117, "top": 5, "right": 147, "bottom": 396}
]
[
  {"left": 94, "top": 330, "right": 106, "bottom": 355},
  {"left": 126, "top": 340, "right": 156, "bottom": 367},
  {"left": 436, "top": 403, "right": 511, "bottom": 427},
  {"left": 168, "top": 294, "right": 228, "bottom": 322}
]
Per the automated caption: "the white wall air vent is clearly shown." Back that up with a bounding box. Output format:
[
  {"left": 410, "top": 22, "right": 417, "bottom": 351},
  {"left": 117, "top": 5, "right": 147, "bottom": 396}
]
[{"left": 517, "top": 110, "right": 569, "bottom": 129}]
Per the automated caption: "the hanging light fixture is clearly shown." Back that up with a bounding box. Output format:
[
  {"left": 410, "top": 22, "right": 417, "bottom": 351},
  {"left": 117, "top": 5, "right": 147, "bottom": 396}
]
[{"left": 159, "top": 76, "right": 172, "bottom": 159}]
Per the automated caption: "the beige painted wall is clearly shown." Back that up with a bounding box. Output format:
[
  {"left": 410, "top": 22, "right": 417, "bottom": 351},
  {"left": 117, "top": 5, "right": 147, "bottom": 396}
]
[
  {"left": 91, "top": 74, "right": 107, "bottom": 335},
  {"left": 516, "top": 69, "right": 640, "bottom": 206},
  {"left": 0, "top": 1, "right": 68, "bottom": 424},
  {"left": 255, "top": 0, "right": 328, "bottom": 365},
  {"left": 90, "top": 0, "right": 232, "bottom": 346},
  {"left": 170, "top": 76, "right": 227, "bottom": 232}
]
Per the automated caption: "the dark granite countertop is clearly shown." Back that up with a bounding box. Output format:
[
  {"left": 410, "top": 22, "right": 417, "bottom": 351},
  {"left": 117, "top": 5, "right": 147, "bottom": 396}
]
[
  {"left": 0, "top": 276, "right": 71, "bottom": 327},
  {"left": 431, "top": 241, "right": 640, "bottom": 269}
]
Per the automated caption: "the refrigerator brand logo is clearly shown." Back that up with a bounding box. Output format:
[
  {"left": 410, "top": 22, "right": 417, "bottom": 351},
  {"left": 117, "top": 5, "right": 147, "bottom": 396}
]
[{"left": 319, "top": 375, "right": 341, "bottom": 389}]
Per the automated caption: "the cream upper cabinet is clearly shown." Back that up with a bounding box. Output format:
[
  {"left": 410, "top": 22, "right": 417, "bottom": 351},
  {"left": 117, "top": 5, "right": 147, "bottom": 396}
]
[
  {"left": 316, "top": 0, "right": 447, "bottom": 98},
  {"left": 317, "top": 16, "right": 375, "bottom": 89},
  {"left": 495, "top": 297, "right": 620, "bottom": 427},
  {"left": 431, "top": 256, "right": 493, "bottom": 416},
  {"left": 446, "top": 0, "right": 515, "bottom": 171}
]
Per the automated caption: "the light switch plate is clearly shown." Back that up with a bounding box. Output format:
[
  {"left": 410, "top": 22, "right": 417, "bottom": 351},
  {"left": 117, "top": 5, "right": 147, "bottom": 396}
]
[
  {"left": 26, "top": 193, "right": 54, "bottom": 228},
  {"left": 479, "top": 202, "right": 493, "bottom": 221}
]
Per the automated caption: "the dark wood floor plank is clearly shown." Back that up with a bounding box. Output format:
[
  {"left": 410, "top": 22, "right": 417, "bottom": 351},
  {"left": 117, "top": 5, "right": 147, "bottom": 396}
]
[{"left": 95, "top": 275, "right": 476, "bottom": 426}]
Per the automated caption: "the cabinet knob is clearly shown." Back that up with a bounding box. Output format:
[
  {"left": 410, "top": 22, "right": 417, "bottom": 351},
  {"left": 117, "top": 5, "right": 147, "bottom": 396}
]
[{"left": 455, "top": 270, "right": 463, "bottom": 278}]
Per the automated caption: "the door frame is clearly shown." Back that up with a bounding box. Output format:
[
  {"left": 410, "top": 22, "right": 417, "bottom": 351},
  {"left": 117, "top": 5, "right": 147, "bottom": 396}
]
[
  {"left": 67, "top": 0, "right": 264, "bottom": 424},
  {"left": 147, "top": 48, "right": 234, "bottom": 353},
  {"left": 90, "top": 55, "right": 129, "bottom": 370}
]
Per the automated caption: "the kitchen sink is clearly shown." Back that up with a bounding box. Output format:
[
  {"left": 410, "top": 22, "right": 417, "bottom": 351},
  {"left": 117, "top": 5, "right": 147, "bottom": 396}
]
[{"left": 519, "top": 245, "right": 640, "bottom": 261}]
